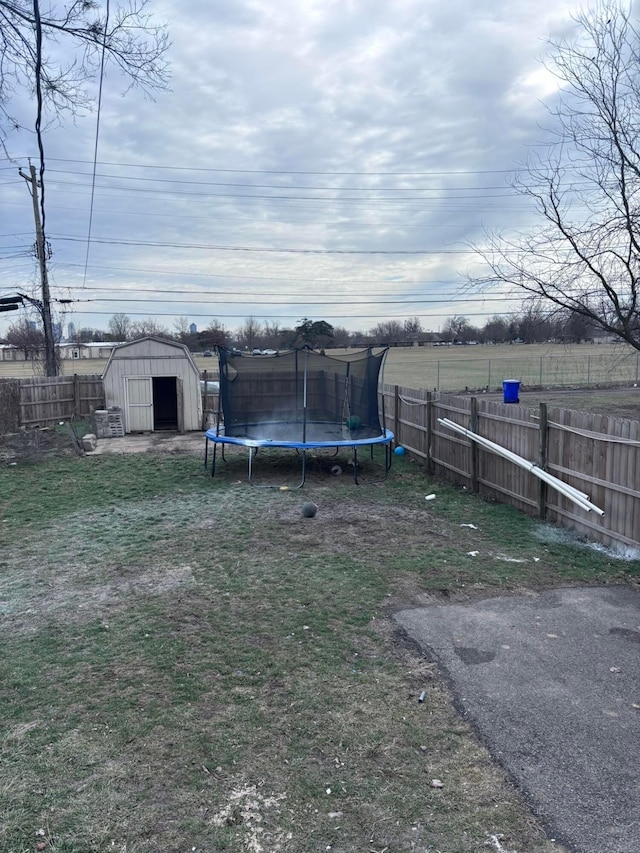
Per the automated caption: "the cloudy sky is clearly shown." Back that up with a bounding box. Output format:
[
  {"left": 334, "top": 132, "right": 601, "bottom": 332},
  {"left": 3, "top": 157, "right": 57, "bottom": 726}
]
[{"left": 0, "top": 0, "right": 584, "bottom": 339}]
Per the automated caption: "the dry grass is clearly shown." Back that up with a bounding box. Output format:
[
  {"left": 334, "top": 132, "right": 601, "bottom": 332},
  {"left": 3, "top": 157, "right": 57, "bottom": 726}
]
[{"left": 0, "top": 451, "right": 634, "bottom": 852}]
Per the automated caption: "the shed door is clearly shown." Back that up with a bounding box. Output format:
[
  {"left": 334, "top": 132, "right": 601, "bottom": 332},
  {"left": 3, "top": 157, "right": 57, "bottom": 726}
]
[{"left": 125, "top": 377, "right": 153, "bottom": 432}]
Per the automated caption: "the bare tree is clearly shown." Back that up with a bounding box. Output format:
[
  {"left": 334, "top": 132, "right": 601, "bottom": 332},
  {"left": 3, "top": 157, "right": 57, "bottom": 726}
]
[
  {"left": 173, "top": 315, "right": 190, "bottom": 341},
  {"left": 369, "top": 320, "right": 403, "bottom": 344},
  {"left": 0, "top": 0, "right": 170, "bottom": 143},
  {"left": 200, "top": 320, "right": 228, "bottom": 350},
  {"left": 403, "top": 317, "right": 422, "bottom": 339},
  {"left": 5, "top": 318, "right": 44, "bottom": 358},
  {"left": 331, "top": 325, "right": 352, "bottom": 347},
  {"left": 262, "top": 321, "right": 281, "bottom": 349},
  {"left": 472, "top": 3, "right": 640, "bottom": 349},
  {"left": 130, "top": 317, "right": 169, "bottom": 339},
  {"left": 108, "top": 312, "right": 132, "bottom": 341},
  {"left": 236, "top": 317, "right": 263, "bottom": 351},
  {"left": 481, "top": 315, "right": 512, "bottom": 344},
  {"left": 443, "top": 315, "right": 470, "bottom": 340}
]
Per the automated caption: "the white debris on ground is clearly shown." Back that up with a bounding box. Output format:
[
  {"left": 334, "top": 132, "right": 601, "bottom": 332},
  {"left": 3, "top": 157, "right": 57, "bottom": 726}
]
[
  {"left": 460, "top": 523, "right": 478, "bottom": 529},
  {"left": 210, "top": 782, "right": 289, "bottom": 853},
  {"left": 485, "top": 833, "right": 519, "bottom": 852},
  {"left": 534, "top": 523, "right": 640, "bottom": 561}
]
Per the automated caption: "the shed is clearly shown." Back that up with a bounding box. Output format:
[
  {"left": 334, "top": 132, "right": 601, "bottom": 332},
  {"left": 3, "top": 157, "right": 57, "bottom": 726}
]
[{"left": 102, "top": 337, "right": 202, "bottom": 433}]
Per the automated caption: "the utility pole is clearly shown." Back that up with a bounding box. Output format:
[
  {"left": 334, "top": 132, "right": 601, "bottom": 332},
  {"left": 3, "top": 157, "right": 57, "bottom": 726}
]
[{"left": 19, "top": 163, "right": 57, "bottom": 376}]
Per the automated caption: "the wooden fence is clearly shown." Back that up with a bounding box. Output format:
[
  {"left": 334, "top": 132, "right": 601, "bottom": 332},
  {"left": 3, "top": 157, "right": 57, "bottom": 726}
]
[
  {"left": 0, "top": 375, "right": 106, "bottom": 429},
  {"left": 1, "top": 374, "right": 220, "bottom": 432},
  {"left": 382, "top": 384, "right": 640, "bottom": 550}
]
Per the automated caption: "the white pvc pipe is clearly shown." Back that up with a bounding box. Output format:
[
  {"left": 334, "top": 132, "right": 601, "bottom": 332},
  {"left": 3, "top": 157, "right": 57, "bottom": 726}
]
[
  {"left": 440, "top": 419, "right": 597, "bottom": 512},
  {"left": 442, "top": 419, "right": 591, "bottom": 503},
  {"left": 443, "top": 422, "right": 598, "bottom": 515},
  {"left": 443, "top": 419, "right": 602, "bottom": 515},
  {"left": 438, "top": 418, "right": 605, "bottom": 516}
]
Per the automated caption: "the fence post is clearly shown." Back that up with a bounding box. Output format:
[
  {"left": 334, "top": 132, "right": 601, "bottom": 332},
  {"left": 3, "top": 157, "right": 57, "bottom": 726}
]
[
  {"left": 394, "top": 385, "right": 400, "bottom": 448},
  {"left": 539, "top": 357, "right": 543, "bottom": 387},
  {"left": 73, "top": 373, "right": 80, "bottom": 416},
  {"left": 538, "top": 402, "right": 548, "bottom": 519},
  {"left": 436, "top": 361, "right": 440, "bottom": 391},
  {"left": 426, "top": 391, "right": 433, "bottom": 473},
  {"left": 587, "top": 355, "right": 591, "bottom": 387},
  {"left": 470, "top": 396, "right": 479, "bottom": 493},
  {"left": 487, "top": 359, "right": 491, "bottom": 390}
]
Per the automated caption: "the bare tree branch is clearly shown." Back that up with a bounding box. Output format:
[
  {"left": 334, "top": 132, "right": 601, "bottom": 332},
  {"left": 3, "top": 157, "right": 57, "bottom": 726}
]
[
  {"left": 0, "top": 0, "right": 170, "bottom": 142},
  {"left": 471, "top": 1, "right": 640, "bottom": 349}
]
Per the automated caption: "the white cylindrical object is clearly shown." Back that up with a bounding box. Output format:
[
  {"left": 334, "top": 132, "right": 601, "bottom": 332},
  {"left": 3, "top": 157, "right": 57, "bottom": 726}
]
[{"left": 438, "top": 418, "right": 604, "bottom": 516}]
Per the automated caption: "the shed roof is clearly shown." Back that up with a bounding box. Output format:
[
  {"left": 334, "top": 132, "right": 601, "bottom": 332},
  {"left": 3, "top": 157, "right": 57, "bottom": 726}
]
[{"left": 102, "top": 336, "right": 200, "bottom": 378}]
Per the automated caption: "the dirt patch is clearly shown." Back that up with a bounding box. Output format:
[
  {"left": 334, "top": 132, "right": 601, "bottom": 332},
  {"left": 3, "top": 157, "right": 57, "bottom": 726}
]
[{"left": 0, "top": 426, "right": 80, "bottom": 464}]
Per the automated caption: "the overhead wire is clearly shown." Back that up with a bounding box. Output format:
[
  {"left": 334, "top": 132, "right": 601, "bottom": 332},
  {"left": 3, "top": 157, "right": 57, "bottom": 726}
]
[{"left": 81, "top": 0, "right": 110, "bottom": 290}]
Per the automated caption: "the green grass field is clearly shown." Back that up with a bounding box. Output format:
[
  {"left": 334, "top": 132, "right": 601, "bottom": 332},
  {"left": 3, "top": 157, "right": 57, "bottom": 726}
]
[{"left": 1, "top": 449, "right": 637, "bottom": 852}]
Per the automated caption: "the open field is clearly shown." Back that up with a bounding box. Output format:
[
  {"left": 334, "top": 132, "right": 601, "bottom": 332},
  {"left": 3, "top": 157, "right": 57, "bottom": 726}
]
[
  {"left": 3, "top": 343, "right": 640, "bottom": 421},
  {"left": 1, "top": 342, "right": 639, "bottom": 391},
  {"left": 1, "top": 447, "right": 638, "bottom": 852}
]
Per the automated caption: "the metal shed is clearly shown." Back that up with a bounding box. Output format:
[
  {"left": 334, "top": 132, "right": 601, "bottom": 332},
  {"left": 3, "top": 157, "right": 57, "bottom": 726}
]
[{"left": 101, "top": 336, "right": 202, "bottom": 433}]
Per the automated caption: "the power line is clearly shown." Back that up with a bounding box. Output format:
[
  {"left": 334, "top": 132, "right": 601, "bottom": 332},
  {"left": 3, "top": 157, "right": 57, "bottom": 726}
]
[
  {"left": 43, "top": 157, "right": 530, "bottom": 177},
  {"left": 49, "top": 234, "right": 481, "bottom": 255},
  {"left": 82, "top": 0, "right": 110, "bottom": 291},
  {"left": 60, "top": 307, "right": 526, "bottom": 321},
  {"left": 44, "top": 168, "right": 516, "bottom": 193},
  {"left": 50, "top": 262, "right": 465, "bottom": 285},
  {"left": 70, "top": 294, "right": 521, "bottom": 306},
  {"left": 42, "top": 176, "right": 520, "bottom": 203}
]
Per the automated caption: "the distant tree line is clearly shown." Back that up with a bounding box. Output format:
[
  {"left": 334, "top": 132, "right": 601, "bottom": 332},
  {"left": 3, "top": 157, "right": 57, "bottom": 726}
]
[{"left": 0, "top": 306, "right": 610, "bottom": 360}]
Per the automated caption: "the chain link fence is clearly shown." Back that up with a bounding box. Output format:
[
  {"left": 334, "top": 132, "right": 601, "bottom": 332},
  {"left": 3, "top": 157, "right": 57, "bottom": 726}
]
[{"left": 426, "top": 350, "right": 640, "bottom": 391}]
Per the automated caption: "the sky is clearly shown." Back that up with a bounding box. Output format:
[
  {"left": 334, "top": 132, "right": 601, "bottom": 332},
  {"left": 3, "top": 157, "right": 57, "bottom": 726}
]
[{"left": 0, "top": 0, "right": 585, "bottom": 340}]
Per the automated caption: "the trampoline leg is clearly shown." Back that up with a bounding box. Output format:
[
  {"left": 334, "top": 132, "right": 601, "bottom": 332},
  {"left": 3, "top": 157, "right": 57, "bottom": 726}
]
[
  {"left": 349, "top": 443, "right": 392, "bottom": 486},
  {"left": 247, "top": 447, "right": 307, "bottom": 489},
  {"left": 211, "top": 441, "right": 218, "bottom": 478},
  {"left": 204, "top": 437, "right": 209, "bottom": 470}
]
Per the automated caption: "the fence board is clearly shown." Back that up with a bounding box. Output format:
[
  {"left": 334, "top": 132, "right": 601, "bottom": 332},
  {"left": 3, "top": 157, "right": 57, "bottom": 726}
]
[
  {"left": 380, "top": 384, "right": 640, "bottom": 550},
  {"left": 17, "top": 375, "right": 106, "bottom": 426}
]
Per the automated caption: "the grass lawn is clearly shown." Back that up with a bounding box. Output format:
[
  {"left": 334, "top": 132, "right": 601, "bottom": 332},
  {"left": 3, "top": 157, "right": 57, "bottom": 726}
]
[{"left": 1, "top": 448, "right": 638, "bottom": 853}]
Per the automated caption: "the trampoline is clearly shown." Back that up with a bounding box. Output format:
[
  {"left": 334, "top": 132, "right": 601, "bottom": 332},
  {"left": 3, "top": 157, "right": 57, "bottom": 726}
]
[{"left": 204, "top": 346, "right": 394, "bottom": 487}]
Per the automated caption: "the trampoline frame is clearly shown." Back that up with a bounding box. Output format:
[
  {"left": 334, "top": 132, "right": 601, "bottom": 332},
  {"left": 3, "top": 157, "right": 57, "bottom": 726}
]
[{"left": 204, "top": 425, "right": 394, "bottom": 488}]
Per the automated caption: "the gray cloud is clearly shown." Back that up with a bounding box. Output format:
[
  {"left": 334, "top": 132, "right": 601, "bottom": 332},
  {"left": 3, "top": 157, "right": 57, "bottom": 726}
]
[{"left": 1, "top": 0, "right": 580, "bottom": 337}]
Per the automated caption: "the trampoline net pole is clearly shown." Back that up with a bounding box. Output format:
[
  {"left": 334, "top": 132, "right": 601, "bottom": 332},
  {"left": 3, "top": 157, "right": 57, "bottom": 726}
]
[{"left": 302, "top": 346, "right": 308, "bottom": 443}]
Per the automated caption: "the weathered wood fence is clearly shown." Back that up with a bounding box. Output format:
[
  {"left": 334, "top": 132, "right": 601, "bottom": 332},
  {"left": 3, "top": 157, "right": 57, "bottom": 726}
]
[
  {"left": 0, "top": 374, "right": 221, "bottom": 432},
  {"left": 382, "top": 384, "right": 640, "bottom": 550},
  {"left": 0, "top": 375, "right": 106, "bottom": 429}
]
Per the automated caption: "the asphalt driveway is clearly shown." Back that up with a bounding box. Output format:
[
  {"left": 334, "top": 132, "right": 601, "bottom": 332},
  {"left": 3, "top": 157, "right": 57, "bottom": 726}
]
[{"left": 394, "top": 586, "right": 640, "bottom": 853}]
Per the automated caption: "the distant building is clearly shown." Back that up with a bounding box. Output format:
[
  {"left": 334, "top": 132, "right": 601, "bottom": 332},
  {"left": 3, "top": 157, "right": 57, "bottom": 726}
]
[
  {"left": 67, "top": 322, "right": 76, "bottom": 340},
  {"left": 58, "top": 341, "right": 122, "bottom": 360},
  {"left": 189, "top": 323, "right": 197, "bottom": 334},
  {"left": 27, "top": 320, "right": 37, "bottom": 331},
  {"left": 52, "top": 322, "right": 62, "bottom": 342}
]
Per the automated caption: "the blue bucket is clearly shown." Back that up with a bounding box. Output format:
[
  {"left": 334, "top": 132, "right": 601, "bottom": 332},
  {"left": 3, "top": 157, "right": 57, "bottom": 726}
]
[{"left": 502, "top": 379, "right": 520, "bottom": 404}]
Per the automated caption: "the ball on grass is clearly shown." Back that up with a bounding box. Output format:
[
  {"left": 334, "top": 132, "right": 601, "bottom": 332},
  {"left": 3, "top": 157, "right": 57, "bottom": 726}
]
[
  {"left": 301, "top": 501, "right": 318, "bottom": 518},
  {"left": 394, "top": 445, "right": 407, "bottom": 456}
]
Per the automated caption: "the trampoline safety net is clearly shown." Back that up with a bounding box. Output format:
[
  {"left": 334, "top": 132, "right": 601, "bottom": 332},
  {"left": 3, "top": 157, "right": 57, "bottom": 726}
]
[{"left": 216, "top": 346, "right": 388, "bottom": 443}]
